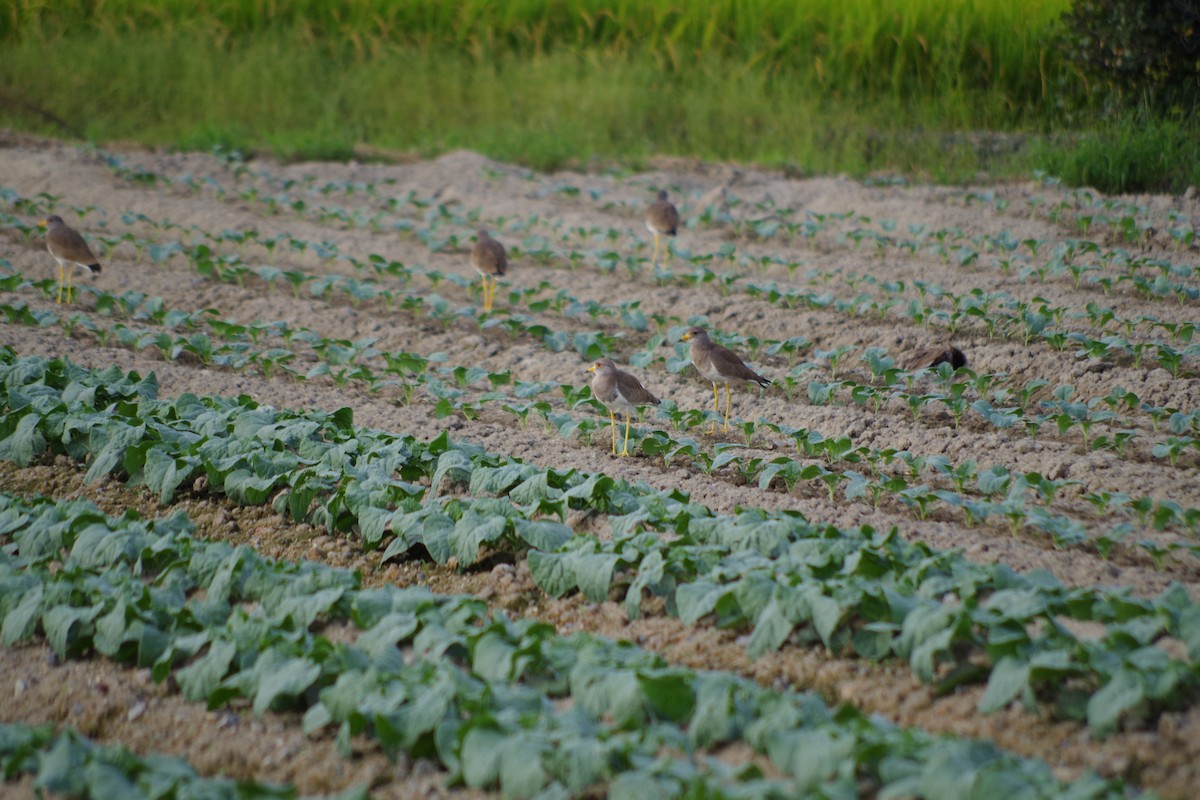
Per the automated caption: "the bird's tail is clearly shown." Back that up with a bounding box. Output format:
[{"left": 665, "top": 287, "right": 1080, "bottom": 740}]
[{"left": 88, "top": 263, "right": 101, "bottom": 275}]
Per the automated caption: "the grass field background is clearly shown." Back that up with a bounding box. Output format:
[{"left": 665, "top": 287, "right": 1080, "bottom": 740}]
[{"left": 1, "top": 0, "right": 1196, "bottom": 189}]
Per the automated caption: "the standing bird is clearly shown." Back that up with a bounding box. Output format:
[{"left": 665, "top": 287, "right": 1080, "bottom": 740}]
[
  {"left": 682, "top": 326, "right": 771, "bottom": 433},
  {"left": 645, "top": 189, "right": 679, "bottom": 267},
  {"left": 588, "top": 358, "right": 661, "bottom": 457},
  {"left": 41, "top": 215, "right": 101, "bottom": 304},
  {"left": 902, "top": 344, "right": 967, "bottom": 371},
  {"left": 471, "top": 228, "right": 507, "bottom": 313}
]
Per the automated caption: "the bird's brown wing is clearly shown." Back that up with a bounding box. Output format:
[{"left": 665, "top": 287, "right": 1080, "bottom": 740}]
[
  {"left": 646, "top": 200, "right": 679, "bottom": 236},
  {"left": 709, "top": 342, "right": 771, "bottom": 386},
  {"left": 903, "top": 346, "right": 965, "bottom": 370},
  {"left": 48, "top": 223, "right": 100, "bottom": 268},
  {"left": 614, "top": 369, "right": 660, "bottom": 406},
  {"left": 472, "top": 238, "right": 507, "bottom": 277}
]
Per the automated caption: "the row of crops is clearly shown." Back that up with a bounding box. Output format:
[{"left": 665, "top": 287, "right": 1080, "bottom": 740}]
[
  {"left": 0, "top": 720, "right": 358, "bottom": 800},
  {"left": 3, "top": 350, "right": 1197, "bottom": 741},
  {"left": 0, "top": 431, "right": 1140, "bottom": 797},
  {"left": 1, "top": 261, "right": 1197, "bottom": 567}
]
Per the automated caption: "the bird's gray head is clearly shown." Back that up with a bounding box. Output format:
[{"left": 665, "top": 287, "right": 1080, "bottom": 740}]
[
  {"left": 656, "top": 190, "right": 669, "bottom": 201},
  {"left": 681, "top": 326, "right": 707, "bottom": 342},
  {"left": 588, "top": 358, "right": 617, "bottom": 374}
]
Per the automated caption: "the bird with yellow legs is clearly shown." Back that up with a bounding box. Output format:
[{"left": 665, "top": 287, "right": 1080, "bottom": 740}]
[
  {"left": 40, "top": 215, "right": 101, "bottom": 304},
  {"left": 681, "top": 326, "right": 770, "bottom": 433},
  {"left": 588, "top": 359, "right": 660, "bottom": 456}
]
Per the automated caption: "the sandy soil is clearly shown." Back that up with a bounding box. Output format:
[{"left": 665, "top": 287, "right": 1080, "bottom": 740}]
[{"left": 1, "top": 131, "right": 1199, "bottom": 797}]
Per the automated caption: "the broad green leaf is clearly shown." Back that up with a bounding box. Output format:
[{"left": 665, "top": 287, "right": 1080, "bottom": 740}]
[
  {"left": 431, "top": 450, "right": 473, "bottom": 494},
  {"left": 44, "top": 603, "right": 102, "bottom": 658},
  {"left": 1086, "top": 668, "right": 1144, "bottom": 736},
  {"left": 176, "top": 639, "right": 237, "bottom": 702},
  {"left": 528, "top": 550, "right": 574, "bottom": 597},
  {"left": 84, "top": 421, "right": 146, "bottom": 483},
  {"left": 978, "top": 657, "right": 1030, "bottom": 714},
  {"left": 471, "top": 631, "right": 516, "bottom": 683},
  {"left": 468, "top": 464, "right": 530, "bottom": 496},
  {"left": 498, "top": 738, "right": 548, "bottom": 798},
  {"left": 248, "top": 651, "right": 322, "bottom": 716},
  {"left": 747, "top": 598, "right": 793, "bottom": 659},
  {"left": 69, "top": 523, "right": 145, "bottom": 569},
  {"left": 625, "top": 550, "right": 665, "bottom": 619},
  {"left": 852, "top": 625, "right": 895, "bottom": 661},
  {"left": 0, "top": 413, "right": 46, "bottom": 467},
  {"left": 2, "top": 585, "right": 43, "bottom": 645},
  {"left": 274, "top": 587, "right": 346, "bottom": 627},
  {"left": 767, "top": 729, "right": 855, "bottom": 789},
  {"left": 94, "top": 599, "right": 132, "bottom": 658},
  {"left": 575, "top": 552, "right": 621, "bottom": 603},
  {"left": 143, "top": 447, "right": 193, "bottom": 505},
  {"left": 450, "top": 512, "right": 507, "bottom": 566},
  {"left": 510, "top": 470, "right": 565, "bottom": 508},
  {"left": 514, "top": 519, "right": 571, "bottom": 551},
  {"left": 33, "top": 734, "right": 87, "bottom": 795},
  {"left": 675, "top": 580, "right": 725, "bottom": 625},
  {"left": 461, "top": 726, "right": 506, "bottom": 789},
  {"left": 80, "top": 761, "right": 138, "bottom": 800},
  {"left": 224, "top": 468, "right": 280, "bottom": 505},
  {"left": 639, "top": 671, "right": 695, "bottom": 721},
  {"left": 688, "top": 678, "right": 737, "bottom": 748}
]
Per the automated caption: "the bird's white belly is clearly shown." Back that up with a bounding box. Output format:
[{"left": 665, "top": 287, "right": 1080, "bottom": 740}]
[
  {"left": 606, "top": 387, "right": 639, "bottom": 414},
  {"left": 696, "top": 362, "right": 726, "bottom": 383}
]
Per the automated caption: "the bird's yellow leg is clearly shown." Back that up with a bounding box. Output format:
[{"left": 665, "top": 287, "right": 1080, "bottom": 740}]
[
  {"left": 651, "top": 233, "right": 661, "bottom": 265},
  {"left": 723, "top": 384, "right": 732, "bottom": 432},
  {"left": 56, "top": 263, "right": 65, "bottom": 304},
  {"left": 609, "top": 409, "right": 618, "bottom": 454},
  {"left": 709, "top": 383, "right": 719, "bottom": 433},
  {"left": 66, "top": 268, "right": 74, "bottom": 305},
  {"left": 620, "top": 413, "right": 632, "bottom": 457}
]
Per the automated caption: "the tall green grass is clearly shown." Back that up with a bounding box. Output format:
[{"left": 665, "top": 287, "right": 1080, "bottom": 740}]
[
  {"left": 0, "top": 29, "right": 1038, "bottom": 179},
  {"left": 6, "top": 0, "right": 1067, "bottom": 106},
  {"left": 3, "top": 0, "right": 1195, "bottom": 190}
]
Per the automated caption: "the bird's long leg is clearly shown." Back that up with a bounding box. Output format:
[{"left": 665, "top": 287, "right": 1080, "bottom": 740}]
[
  {"left": 620, "top": 413, "right": 632, "bottom": 457},
  {"left": 56, "top": 262, "right": 65, "bottom": 304},
  {"left": 609, "top": 409, "right": 618, "bottom": 454},
  {"left": 482, "top": 275, "right": 493, "bottom": 312},
  {"left": 709, "top": 383, "right": 719, "bottom": 433},
  {"left": 723, "top": 383, "right": 732, "bottom": 432},
  {"left": 66, "top": 266, "right": 74, "bottom": 305},
  {"left": 651, "top": 233, "right": 661, "bottom": 266}
]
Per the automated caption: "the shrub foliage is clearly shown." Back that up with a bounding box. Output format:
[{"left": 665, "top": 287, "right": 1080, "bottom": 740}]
[{"left": 1060, "top": 0, "right": 1200, "bottom": 111}]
